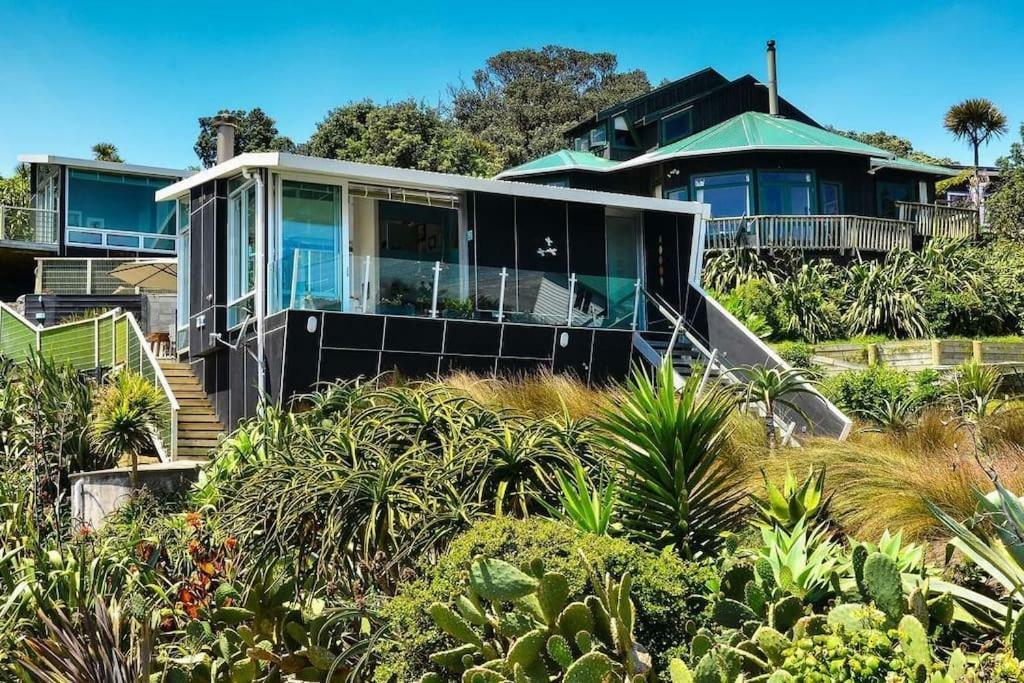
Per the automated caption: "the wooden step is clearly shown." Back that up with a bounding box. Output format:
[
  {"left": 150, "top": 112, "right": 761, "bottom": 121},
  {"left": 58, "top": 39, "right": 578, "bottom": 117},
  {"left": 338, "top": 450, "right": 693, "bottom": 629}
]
[
  {"left": 178, "top": 413, "right": 221, "bottom": 424},
  {"left": 179, "top": 429, "right": 224, "bottom": 440},
  {"left": 178, "top": 439, "right": 220, "bottom": 449}
]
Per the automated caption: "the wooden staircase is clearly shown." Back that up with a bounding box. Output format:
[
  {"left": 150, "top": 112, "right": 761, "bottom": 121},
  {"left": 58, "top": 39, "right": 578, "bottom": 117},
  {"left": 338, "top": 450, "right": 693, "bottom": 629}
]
[{"left": 158, "top": 359, "right": 224, "bottom": 461}]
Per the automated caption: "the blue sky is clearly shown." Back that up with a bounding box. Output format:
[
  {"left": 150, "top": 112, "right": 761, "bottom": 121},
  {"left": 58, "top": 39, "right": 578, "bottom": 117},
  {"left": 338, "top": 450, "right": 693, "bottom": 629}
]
[{"left": 1, "top": 0, "right": 1022, "bottom": 172}]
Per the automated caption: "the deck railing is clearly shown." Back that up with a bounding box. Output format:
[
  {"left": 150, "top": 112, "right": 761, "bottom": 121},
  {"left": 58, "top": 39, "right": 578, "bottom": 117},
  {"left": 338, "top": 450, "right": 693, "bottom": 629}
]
[
  {"left": 35, "top": 257, "right": 176, "bottom": 295},
  {"left": 0, "top": 303, "right": 178, "bottom": 460},
  {"left": 896, "top": 201, "right": 978, "bottom": 240},
  {"left": 0, "top": 205, "right": 59, "bottom": 248},
  {"left": 705, "top": 215, "right": 914, "bottom": 253}
]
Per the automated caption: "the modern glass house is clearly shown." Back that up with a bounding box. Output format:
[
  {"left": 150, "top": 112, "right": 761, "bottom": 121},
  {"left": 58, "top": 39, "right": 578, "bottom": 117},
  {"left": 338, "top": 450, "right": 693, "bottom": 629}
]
[
  {"left": 498, "top": 46, "right": 977, "bottom": 253},
  {"left": 154, "top": 151, "right": 850, "bottom": 437},
  {"left": 1, "top": 155, "right": 188, "bottom": 301}
]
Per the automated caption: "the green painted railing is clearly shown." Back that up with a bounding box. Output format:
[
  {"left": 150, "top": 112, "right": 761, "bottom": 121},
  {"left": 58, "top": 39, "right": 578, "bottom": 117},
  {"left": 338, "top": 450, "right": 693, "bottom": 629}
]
[{"left": 0, "top": 303, "right": 178, "bottom": 460}]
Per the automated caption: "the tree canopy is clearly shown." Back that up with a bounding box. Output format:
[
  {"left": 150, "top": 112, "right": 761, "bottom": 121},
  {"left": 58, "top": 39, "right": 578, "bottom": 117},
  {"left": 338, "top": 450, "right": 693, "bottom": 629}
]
[
  {"left": 450, "top": 46, "right": 651, "bottom": 167},
  {"left": 826, "top": 127, "right": 956, "bottom": 166},
  {"left": 987, "top": 123, "right": 1024, "bottom": 241},
  {"left": 0, "top": 165, "right": 29, "bottom": 208},
  {"left": 194, "top": 108, "right": 296, "bottom": 167},
  {"left": 944, "top": 98, "right": 1009, "bottom": 169},
  {"left": 305, "top": 99, "right": 502, "bottom": 177},
  {"left": 91, "top": 142, "right": 123, "bottom": 163}
]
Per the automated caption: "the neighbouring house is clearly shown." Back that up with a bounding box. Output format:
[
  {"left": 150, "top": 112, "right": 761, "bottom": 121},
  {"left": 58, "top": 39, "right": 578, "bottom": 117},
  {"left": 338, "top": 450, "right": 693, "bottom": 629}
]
[
  {"left": 151, "top": 125, "right": 850, "bottom": 442},
  {"left": 497, "top": 42, "right": 978, "bottom": 253},
  {"left": 3, "top": 155, "right": 188, "bottom": 325}
]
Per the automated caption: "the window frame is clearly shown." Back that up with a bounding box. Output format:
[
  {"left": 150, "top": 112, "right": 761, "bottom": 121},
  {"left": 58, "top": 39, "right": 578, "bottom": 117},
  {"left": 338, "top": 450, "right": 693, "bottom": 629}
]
[
  {"left": 227, "top": 178, "right": 258, "bottom": 329},
  {"left": 819, "top": 181, "right": 844, "bottom": 215},
  {"left": 690, "top": 170, "right": 754, "bottom": 218},
  {"left": 756, "top": 169, "right": 817, "bottom": 215},
  {"left": 175, "top": 197, "right": 191, "bottom": 351},
  {"left": 611, "top": 114, "right": 640, "bottom": 150},
  {"left": 660, "top": 108, "right": 694, "bottom": 145}
]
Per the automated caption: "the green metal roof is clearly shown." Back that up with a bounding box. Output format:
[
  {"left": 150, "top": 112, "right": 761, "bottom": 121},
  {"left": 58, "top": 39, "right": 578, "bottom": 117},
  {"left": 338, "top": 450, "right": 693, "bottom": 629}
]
[
  {"left": 868, "top": 156, "right": 958, "bottom": 177},
  {"left": 637, "top": 111, "right": 888, "bottom": 162},
  {"left": 495, "top": 150, "right": 620, "bottom": 179}
]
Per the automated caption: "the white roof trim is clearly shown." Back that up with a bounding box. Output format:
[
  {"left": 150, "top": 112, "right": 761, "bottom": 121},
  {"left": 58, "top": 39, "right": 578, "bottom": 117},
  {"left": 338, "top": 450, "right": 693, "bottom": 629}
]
[
  {"left": 868, "top": 157, "right": 958, "bottom": 177},
  {"left": 494, "top": 162, "right": 615, "bottom": 179},
  {"left": 614, "top": 144, "right": 887, "bottom": 171},
  {"left": 155, "top": 152, "right": 707, "bottom": 215},
  {"left": 18, "top": 154, "right": 190, "bottom": 179}
]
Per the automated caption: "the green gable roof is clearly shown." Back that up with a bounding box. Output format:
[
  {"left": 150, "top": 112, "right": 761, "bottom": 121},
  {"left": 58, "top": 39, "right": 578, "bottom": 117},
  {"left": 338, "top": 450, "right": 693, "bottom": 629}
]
[
  {"left": 868, "top": 156, "right": 958, "bottom": 177},
  {"left": 495, "top": 150, "right": 620, "bottom": 179}
]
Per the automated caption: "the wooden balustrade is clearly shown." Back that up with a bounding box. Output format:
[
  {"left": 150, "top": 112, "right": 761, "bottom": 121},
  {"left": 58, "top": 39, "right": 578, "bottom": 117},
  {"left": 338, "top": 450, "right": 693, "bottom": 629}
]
[
  {"left": 704, "top": 215, "right": 913, "bottom": 253},
  {"left": 896, "top": 201, "right": 978, "bottom": 239}
]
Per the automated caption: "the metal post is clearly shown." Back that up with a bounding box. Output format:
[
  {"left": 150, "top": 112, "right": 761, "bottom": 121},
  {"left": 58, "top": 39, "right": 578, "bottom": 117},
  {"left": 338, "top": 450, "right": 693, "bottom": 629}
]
[
  {"left": 94, "top": 318, "right": 99, "bottom": 368},
  {"left": 566, "top": 273, "right": 577, "bottom": 326},
  {"left": 430, "top": 261, "right": 442, "bottom": 318},
  {"left": 630, "top": 279, "right": 641, "bottom": 330},
  {"left": 361, "top": 255, "right": 371, "bottom": 313},
  {"left": 85, "top": 259, "right": 93, "bottom": 295},
  {"left": 497, "top": 267, "right": 507, "bottom": 323},
  {"left": 697, "top": 348, "right": 718, "bottom": 396},
  {"left": 666, "top": 316, "right": 682, "bottom": 358},
  {"left": 0, "top": 206, "right": 4, "bottom": 241}
]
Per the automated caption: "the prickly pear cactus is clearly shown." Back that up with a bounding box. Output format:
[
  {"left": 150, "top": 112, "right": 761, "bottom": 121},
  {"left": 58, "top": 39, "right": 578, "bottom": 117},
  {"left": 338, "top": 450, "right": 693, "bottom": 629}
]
[{"left": 861, "top": 552, "right": 904, "bottom": 623}]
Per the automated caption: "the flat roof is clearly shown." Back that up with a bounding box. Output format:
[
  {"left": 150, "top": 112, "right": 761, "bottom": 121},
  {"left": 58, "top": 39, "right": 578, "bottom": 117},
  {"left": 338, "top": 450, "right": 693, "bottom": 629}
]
[
  {"left": 18, "top": 154, "right": 190, "bottom": 179},
  {"left": 154, "top": 152, "right": 709, "bottom": 217}
]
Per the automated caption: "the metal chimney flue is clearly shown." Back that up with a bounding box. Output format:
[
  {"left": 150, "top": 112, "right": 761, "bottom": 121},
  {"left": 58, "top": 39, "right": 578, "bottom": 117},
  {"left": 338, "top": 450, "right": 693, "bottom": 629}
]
[
  {"left": 212, "top": 113, "right": 240, "bottom": 164},
  {"left": 766, "top": 40, "right": 779, "bottom": 116}
]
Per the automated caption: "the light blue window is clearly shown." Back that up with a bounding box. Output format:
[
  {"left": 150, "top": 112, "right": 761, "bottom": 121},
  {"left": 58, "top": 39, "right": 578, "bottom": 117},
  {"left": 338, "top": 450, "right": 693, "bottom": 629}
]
[
  {"left": 758, "top": 171, "right": 815, "bottom": 215},
  {"left": 176, "top": 198, "right": 191, "bottom": 348},
  {"left": 67, "top": 170, "right": 174, "bottom": 237},
  {"left": 661, "top": 109, "right": 693, "bottom": 145},
  {"left": 664, "top": 187, "right": 689, "bottom": 201},
  {"left": 692, "top": 172, "right": 753, "bottom": 217},
  {"left": 227, "top": 181, "right": 257, "bottom": 327},
  {"left": 590, "top": 124, "right": 608, "bottom": 147},
  {"left": 279, "top": 181, "right": 342, "bottom": 312}
]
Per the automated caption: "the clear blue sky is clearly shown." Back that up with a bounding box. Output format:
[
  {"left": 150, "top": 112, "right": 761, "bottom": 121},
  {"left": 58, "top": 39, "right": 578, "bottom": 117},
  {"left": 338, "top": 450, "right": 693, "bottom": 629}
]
[{"left": 2, "top": 0, "right": 1022, "bottom": 172}]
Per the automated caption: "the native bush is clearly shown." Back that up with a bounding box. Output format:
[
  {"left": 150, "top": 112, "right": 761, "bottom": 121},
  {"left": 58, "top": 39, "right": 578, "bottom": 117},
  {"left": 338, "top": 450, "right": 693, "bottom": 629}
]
[
  {"left": 378, "top": 517, "right": 716, "bottom": 683},
  {"left": 773, "top": 341, "right": 814, "bottom": 369}
]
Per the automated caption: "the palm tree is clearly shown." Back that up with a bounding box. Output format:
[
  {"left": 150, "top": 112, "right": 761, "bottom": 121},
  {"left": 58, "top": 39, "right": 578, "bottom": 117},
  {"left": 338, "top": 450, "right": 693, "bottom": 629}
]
[
  {"left": 90, "top": 372, "right": 162, "bottom": 488},
  {"left": 732, "top": 365, "right": 820, "bottom": 452},
  {"left": 91, "top": 142, "right": 124, "bottom": 163},
  {"left": 597, "top": 359, "right": 742, "bottom": 559},
  {"left": 943, "top": 99, "right": 1008, "bottom": 205}
]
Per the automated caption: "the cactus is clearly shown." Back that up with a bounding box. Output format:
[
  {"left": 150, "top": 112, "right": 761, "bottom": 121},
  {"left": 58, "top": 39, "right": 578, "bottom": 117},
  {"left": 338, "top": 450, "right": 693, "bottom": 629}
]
[
  {"left": 426, "top": 555, "right": 647, "bottom": 683},
  {"left": 712, "top": 598, "right": 758, "bottom": 629},
  {"left": 898, "top": 615, "right": 931, "bottom": 667},
  {"left": 861, "top": 552, "right": 905, "bottom": 623},
  {"left": 793, "top": 615, "right": 827, "bottom": 638},
  {"left": 668, "top": 659, "right": 694, "bottom": 683},
  {"left": 908, "top": 587, "right": 930, "bottom": 630},
  {"left": 826, "top": 603, "right": 876, "bottom": 633},
  {"left": 752, "top": 627, "right": 788, "bottom": 667},
  {"left": 927, "top": 593, "right": 954, "bottom": 627},
  {"left": 470, "top": 557, "right": 539, "bottom": 602},
  {"left": 768, "top": 596, "right": 804, "bottom": 633}
]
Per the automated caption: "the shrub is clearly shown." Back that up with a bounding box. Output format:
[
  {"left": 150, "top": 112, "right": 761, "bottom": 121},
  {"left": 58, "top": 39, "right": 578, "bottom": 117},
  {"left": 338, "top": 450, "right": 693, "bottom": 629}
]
[
  {"left": 378, "top": 517, "right": 716, "bottom": 683},
  {"left": 819, "top": 366, "right": 914, "bottom": 417},
  {"left": 774, "top": 341, "right": 814, "bottom": 369}
]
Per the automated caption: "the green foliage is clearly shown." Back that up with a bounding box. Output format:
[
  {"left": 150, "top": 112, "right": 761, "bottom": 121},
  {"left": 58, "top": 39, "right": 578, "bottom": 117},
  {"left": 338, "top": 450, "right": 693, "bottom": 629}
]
[
  {"left": 732, "top": 365, "right": 819, "bottom": 451},
  {"left": 944, "top": 98, "right": 1009, "bottom": 168},
  {"left": 91, "top": 142, "right": 124, "bottom": 163},
  {"left": 597, "top": 360, "right": 743, "bottom": 559},
  {"left": 379, "top": 517, "right": 715, "bottom": 682},
  {"left": 451, "top": 46, "right": 650, "bottom": 167},
  {"left": 751, "top": 466, "right": 827, "bottom": 531},
  {"left": 773, "top": 342, "right": 814, "bottom": 369},
  {"left": 194, "top": 107, "right": 296, "bottom": 167},
  {"left": 538, "top": 459, "right": 617, "bottom": 536},
  {"left": 860, "top": 553, "right": 905, "bottom": 623},
  {"left": 819, "top": 365, "right": 917, "bottom": 417},
  {"left": 943, "top": 358, "right": 1003, "bottom": 419},
  {"left": 90, "top": 370, "right": 164, "bottom": 485},
  {"left": 988, "top": 124, "right": 1024, "bottom": 242},
  {"left": 306, "top": 99, "right": 502, "bottom": 177},
  {"left": 826, "top": 127, "right": 955, "bottom": 166},
  {"left": 776, "top": 263, "right": 844, "bottom": 343}
]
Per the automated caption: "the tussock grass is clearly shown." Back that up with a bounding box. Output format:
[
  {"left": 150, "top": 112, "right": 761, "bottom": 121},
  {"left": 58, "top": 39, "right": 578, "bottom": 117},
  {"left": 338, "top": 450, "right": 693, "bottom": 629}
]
[
  {"left": 441, "top": 370, "right": 621, "bottom": 419},
  {"left": 724, "top": 408, "right": 1024, "bottom": 545}
]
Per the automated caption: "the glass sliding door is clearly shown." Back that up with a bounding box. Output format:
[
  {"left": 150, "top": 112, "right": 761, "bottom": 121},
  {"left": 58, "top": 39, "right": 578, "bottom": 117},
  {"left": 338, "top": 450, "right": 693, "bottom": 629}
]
[
  {"left": 757, "top": 171, "right": 815, "bottom": 215},
  {"left": 604, "top": 210, "right": 640, "bottom": 328},
  {"left": 227, "top": 180, "right": 257, "bottom": 327},
  {"left": 692, "top": 172, "right": 752, "bottom": 217},
  {"left": 278, "top": 180, "right": 343, "bottom": 312}
]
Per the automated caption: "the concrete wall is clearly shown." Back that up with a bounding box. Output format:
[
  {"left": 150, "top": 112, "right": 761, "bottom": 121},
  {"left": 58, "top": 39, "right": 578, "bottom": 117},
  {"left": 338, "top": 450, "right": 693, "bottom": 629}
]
[
  {"left": 143, "top": 292, "right": 176, "bottom": 335},
  {"left": 70, "top": 462, "right": 198, "bottom": 529}
]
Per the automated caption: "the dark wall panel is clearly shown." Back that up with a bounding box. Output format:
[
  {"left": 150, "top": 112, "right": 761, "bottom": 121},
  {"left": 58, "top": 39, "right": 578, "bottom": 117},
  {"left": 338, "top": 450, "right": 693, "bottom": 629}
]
[
  {"left": 473, "top": 193, "right": 516, "bottom": 270},
  {"left": 383, "top": 317, "right": 444, "bottom": 353},
  {"left": 552, "top": 327, "right": 593, "bottom": 379},
  {"left": 320, "top": 348, "right": 380, "bottom": 381},
  {"left": 500, "top": 324, "right": 555, "bottom": 359},
  {"left": 443, "top": 320, "right": 501, "bottom": 356},
  {"left": 497, "top": 357, "right": 550, "bottom": 376},
  {"left": 567, "top": 203, "right": 607, "bottom": 277},
  {"left": 440, "top": 354, "right": 498, "bottom": 375},
  {"left": 515, "top": 197, "right": 567, "bottom": 276},
  {"left": 380, "top": 351, "right": 440, "bottom": 378},
  {"left": 322, "top": 313, "right": 384, "bottom": 349},
  {"left": 642, "top": 210, "right": 682, "bottom": 329},
  {"left": 281, "top": 311, "right": 322, "bottom": 397},
  {"left": 590, "top": 330, "right": 633, "bottom": 386}
]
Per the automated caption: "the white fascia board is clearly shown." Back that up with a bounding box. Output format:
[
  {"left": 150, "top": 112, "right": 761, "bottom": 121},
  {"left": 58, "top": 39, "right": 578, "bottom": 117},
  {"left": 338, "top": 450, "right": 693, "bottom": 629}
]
[
  {"left": 155, "top": 152, "right": 707, "bottom": 216},
  {"left": 17, "top": 154, "right": 191, "bottom": 179},
  {"left": 868, "top": 158, "right": 958, "bottom": 177},
  {"left": 614, "top": 144, "right": 889, "bottom": 171},
  {"left": 494, "top": 163, "right": 616, "bottom": 179}
]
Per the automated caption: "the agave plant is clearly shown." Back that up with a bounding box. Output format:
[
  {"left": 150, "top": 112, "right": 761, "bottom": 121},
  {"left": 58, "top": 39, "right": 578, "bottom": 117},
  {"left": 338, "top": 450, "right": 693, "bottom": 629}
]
[
  {"left": 758, "top": 517, "right": 841, "bottom": 606},
  {"left": 751, "top": 465, "right": 828, "bottom": 531},
  {"left": 944, "top": 358, "right": 1003, "bottom": 420},
  {"left": 597, "top": 359, "right": 743, "bottom": 559},
  {"left": 858, "top": 396, "right": 922, "bottom": 434}
]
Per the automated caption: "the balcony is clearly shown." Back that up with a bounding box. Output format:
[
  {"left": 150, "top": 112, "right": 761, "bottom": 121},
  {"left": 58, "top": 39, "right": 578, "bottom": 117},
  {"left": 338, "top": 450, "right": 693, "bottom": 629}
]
[
  {"left": 705, "top": 203, "right": 979, "bottom": 253},
  {"left": 35, "top": 257, "right": 177, "bottom": 295},
  {"left": 0, "top": 205, "right": 58, "bottom": 250}
]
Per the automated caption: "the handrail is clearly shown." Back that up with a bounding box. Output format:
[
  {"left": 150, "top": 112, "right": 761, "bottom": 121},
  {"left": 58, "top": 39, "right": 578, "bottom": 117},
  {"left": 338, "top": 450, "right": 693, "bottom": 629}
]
[
  {"left": 704, "top": 214, "right": 914, "bottom": 253},
  {"left": 0, "top": 204, "right": 59, "bottom": 246}
]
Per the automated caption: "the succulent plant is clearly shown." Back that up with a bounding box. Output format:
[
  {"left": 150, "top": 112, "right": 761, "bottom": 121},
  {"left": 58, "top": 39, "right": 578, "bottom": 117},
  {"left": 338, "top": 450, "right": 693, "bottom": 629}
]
[
  {"left": 751, "top": 465, "right": 828, "bottom": 531},
  {"left": 424, "top": 555, "right": 649, "bottom": 683}
]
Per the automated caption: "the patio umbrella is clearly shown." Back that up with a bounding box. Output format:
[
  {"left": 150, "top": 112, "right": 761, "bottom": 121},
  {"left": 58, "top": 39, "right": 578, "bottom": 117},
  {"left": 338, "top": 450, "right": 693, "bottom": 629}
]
[{"left": 109, "top": 259, "right": 177, "bottom": 292}]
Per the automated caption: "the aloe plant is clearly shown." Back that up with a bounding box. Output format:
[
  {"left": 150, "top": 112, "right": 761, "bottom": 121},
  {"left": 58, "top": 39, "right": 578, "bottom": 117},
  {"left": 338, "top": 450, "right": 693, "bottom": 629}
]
[
  {"left": 537, "top": 459, "right": 617, "bottom": 536},
  {"left": 751, "top": 465, "right": 827, "bottom": 531}
]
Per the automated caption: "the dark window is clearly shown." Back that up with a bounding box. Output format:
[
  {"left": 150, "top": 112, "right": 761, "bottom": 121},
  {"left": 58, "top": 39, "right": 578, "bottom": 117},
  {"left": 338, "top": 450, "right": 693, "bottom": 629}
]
[
  {"left": 758, "top": 171, "right": 815, "bottom": 215},
  {"left": 612, "top": 115, "right": 637, "bottom": 148},
  {"left": 820, "top": 182, "right": 843, "bottom": 215},
  {"left": 876, "top": 181, "right": 914, "bottom": 218},
  {"left": 664, "top": 187, "right": 689, "bottom": 201},
  {"left": 661, "top": 109, "right": 693, "bottom": 145}
]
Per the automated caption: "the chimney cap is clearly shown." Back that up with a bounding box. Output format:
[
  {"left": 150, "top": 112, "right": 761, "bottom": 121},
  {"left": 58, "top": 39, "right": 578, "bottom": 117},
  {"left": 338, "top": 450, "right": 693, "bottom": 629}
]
[
  {"left": 211, "top": 112, "right": 240, "bottom": 129},
  {"left": 767, "top": 39, "right": 776, "bottom": 49}
]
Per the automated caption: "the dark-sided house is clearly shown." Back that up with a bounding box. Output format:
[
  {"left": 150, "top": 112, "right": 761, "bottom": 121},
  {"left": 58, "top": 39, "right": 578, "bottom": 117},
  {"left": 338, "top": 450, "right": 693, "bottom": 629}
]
[
  {"left": 497, "top": 43, "right": 977, "bottom": 253},
  {"left": 154, "top": 142, "right": 851, "bottom": 445}
]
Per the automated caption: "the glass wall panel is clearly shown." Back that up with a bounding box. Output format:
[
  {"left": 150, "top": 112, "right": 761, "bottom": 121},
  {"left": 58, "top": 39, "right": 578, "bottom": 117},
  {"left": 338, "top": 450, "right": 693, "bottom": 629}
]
[
  {"left": 661, "top": 109, "right": 693, "bottom": 144},
  {"left": 67, "top": 170, "right": 175, "bottom": 235},
  {"left": 176, "top": 198, "right": 190, "bottom": 349},
  {"left": 228, "top": 182, "right": 257, "bottom": 326},
  {"left": 279, "top": 181, "right": 342, "bottom": 312},
  {"left": 692, "top": 172, "right": 752, "bottom": 217},
  {"left": 603, "top": 211, "right": 640, "bottom": 328}
]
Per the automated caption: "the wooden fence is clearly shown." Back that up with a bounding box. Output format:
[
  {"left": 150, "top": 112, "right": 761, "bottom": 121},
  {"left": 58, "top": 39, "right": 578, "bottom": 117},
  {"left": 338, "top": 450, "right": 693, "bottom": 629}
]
[
  {"left": 896, "top": 201, "right": 978, "bottom": 239},
  {"left": 811, "top": 339, "right": 1024, "bottom": 374}
]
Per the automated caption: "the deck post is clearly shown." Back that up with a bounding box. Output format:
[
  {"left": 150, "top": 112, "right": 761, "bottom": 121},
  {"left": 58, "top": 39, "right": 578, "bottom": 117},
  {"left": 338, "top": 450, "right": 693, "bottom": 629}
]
[
  {"left": 973, "top": 340, "right": 984, "bottom": 364},
  {"left": 361, "top": 255, "right": 371, "bottom": 313},
  {"left": 630, "top": 279, "right": 641, "bottom": 330},
  {"left": 497, "top": 267, "right": 507, "bottom": 323}
]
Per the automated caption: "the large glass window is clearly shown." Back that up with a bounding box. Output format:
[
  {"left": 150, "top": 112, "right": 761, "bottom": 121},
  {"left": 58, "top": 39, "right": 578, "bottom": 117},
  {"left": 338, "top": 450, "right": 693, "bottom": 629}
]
[
  {"left": 664, "top": 187, "right": 689, "bottom": 201},
  {"left": 661, "top": 109, "right": 693, "bottom": 145},
  {"left": 66, "top": 170, "right": 175, "bottom": 250},
  {"left": 228, "top": 181, "right": 257, "bottom": 326},
  {"left": 876, "top": 181, "right": 914, "bottom": 218},
  {"left": 176, "top": 198, "right": 190, "bottom": 349},
  {"left": 589, "top": 125, "right": 608, "bottom": 147},
  {"left": 820, "top": 182, "right": 843, "bottom": 215},
  {"left": 612, "top": 116, "right": 637, "bottom": 148},
  {"left": 692, "top": 172, "right": 752, "bottom": 217},
  {"left": 758, "top": 171, "right": 815, "bottom": 215},
  {"left": 278, "top": 181, "right": 343, "bottom": 312}
]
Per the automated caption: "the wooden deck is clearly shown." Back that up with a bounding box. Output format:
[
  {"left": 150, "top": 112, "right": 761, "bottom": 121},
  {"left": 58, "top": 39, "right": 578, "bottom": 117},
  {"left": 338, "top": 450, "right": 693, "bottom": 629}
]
[{"left": 704, "top": 203, "right": 978, "bottom": 253}]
